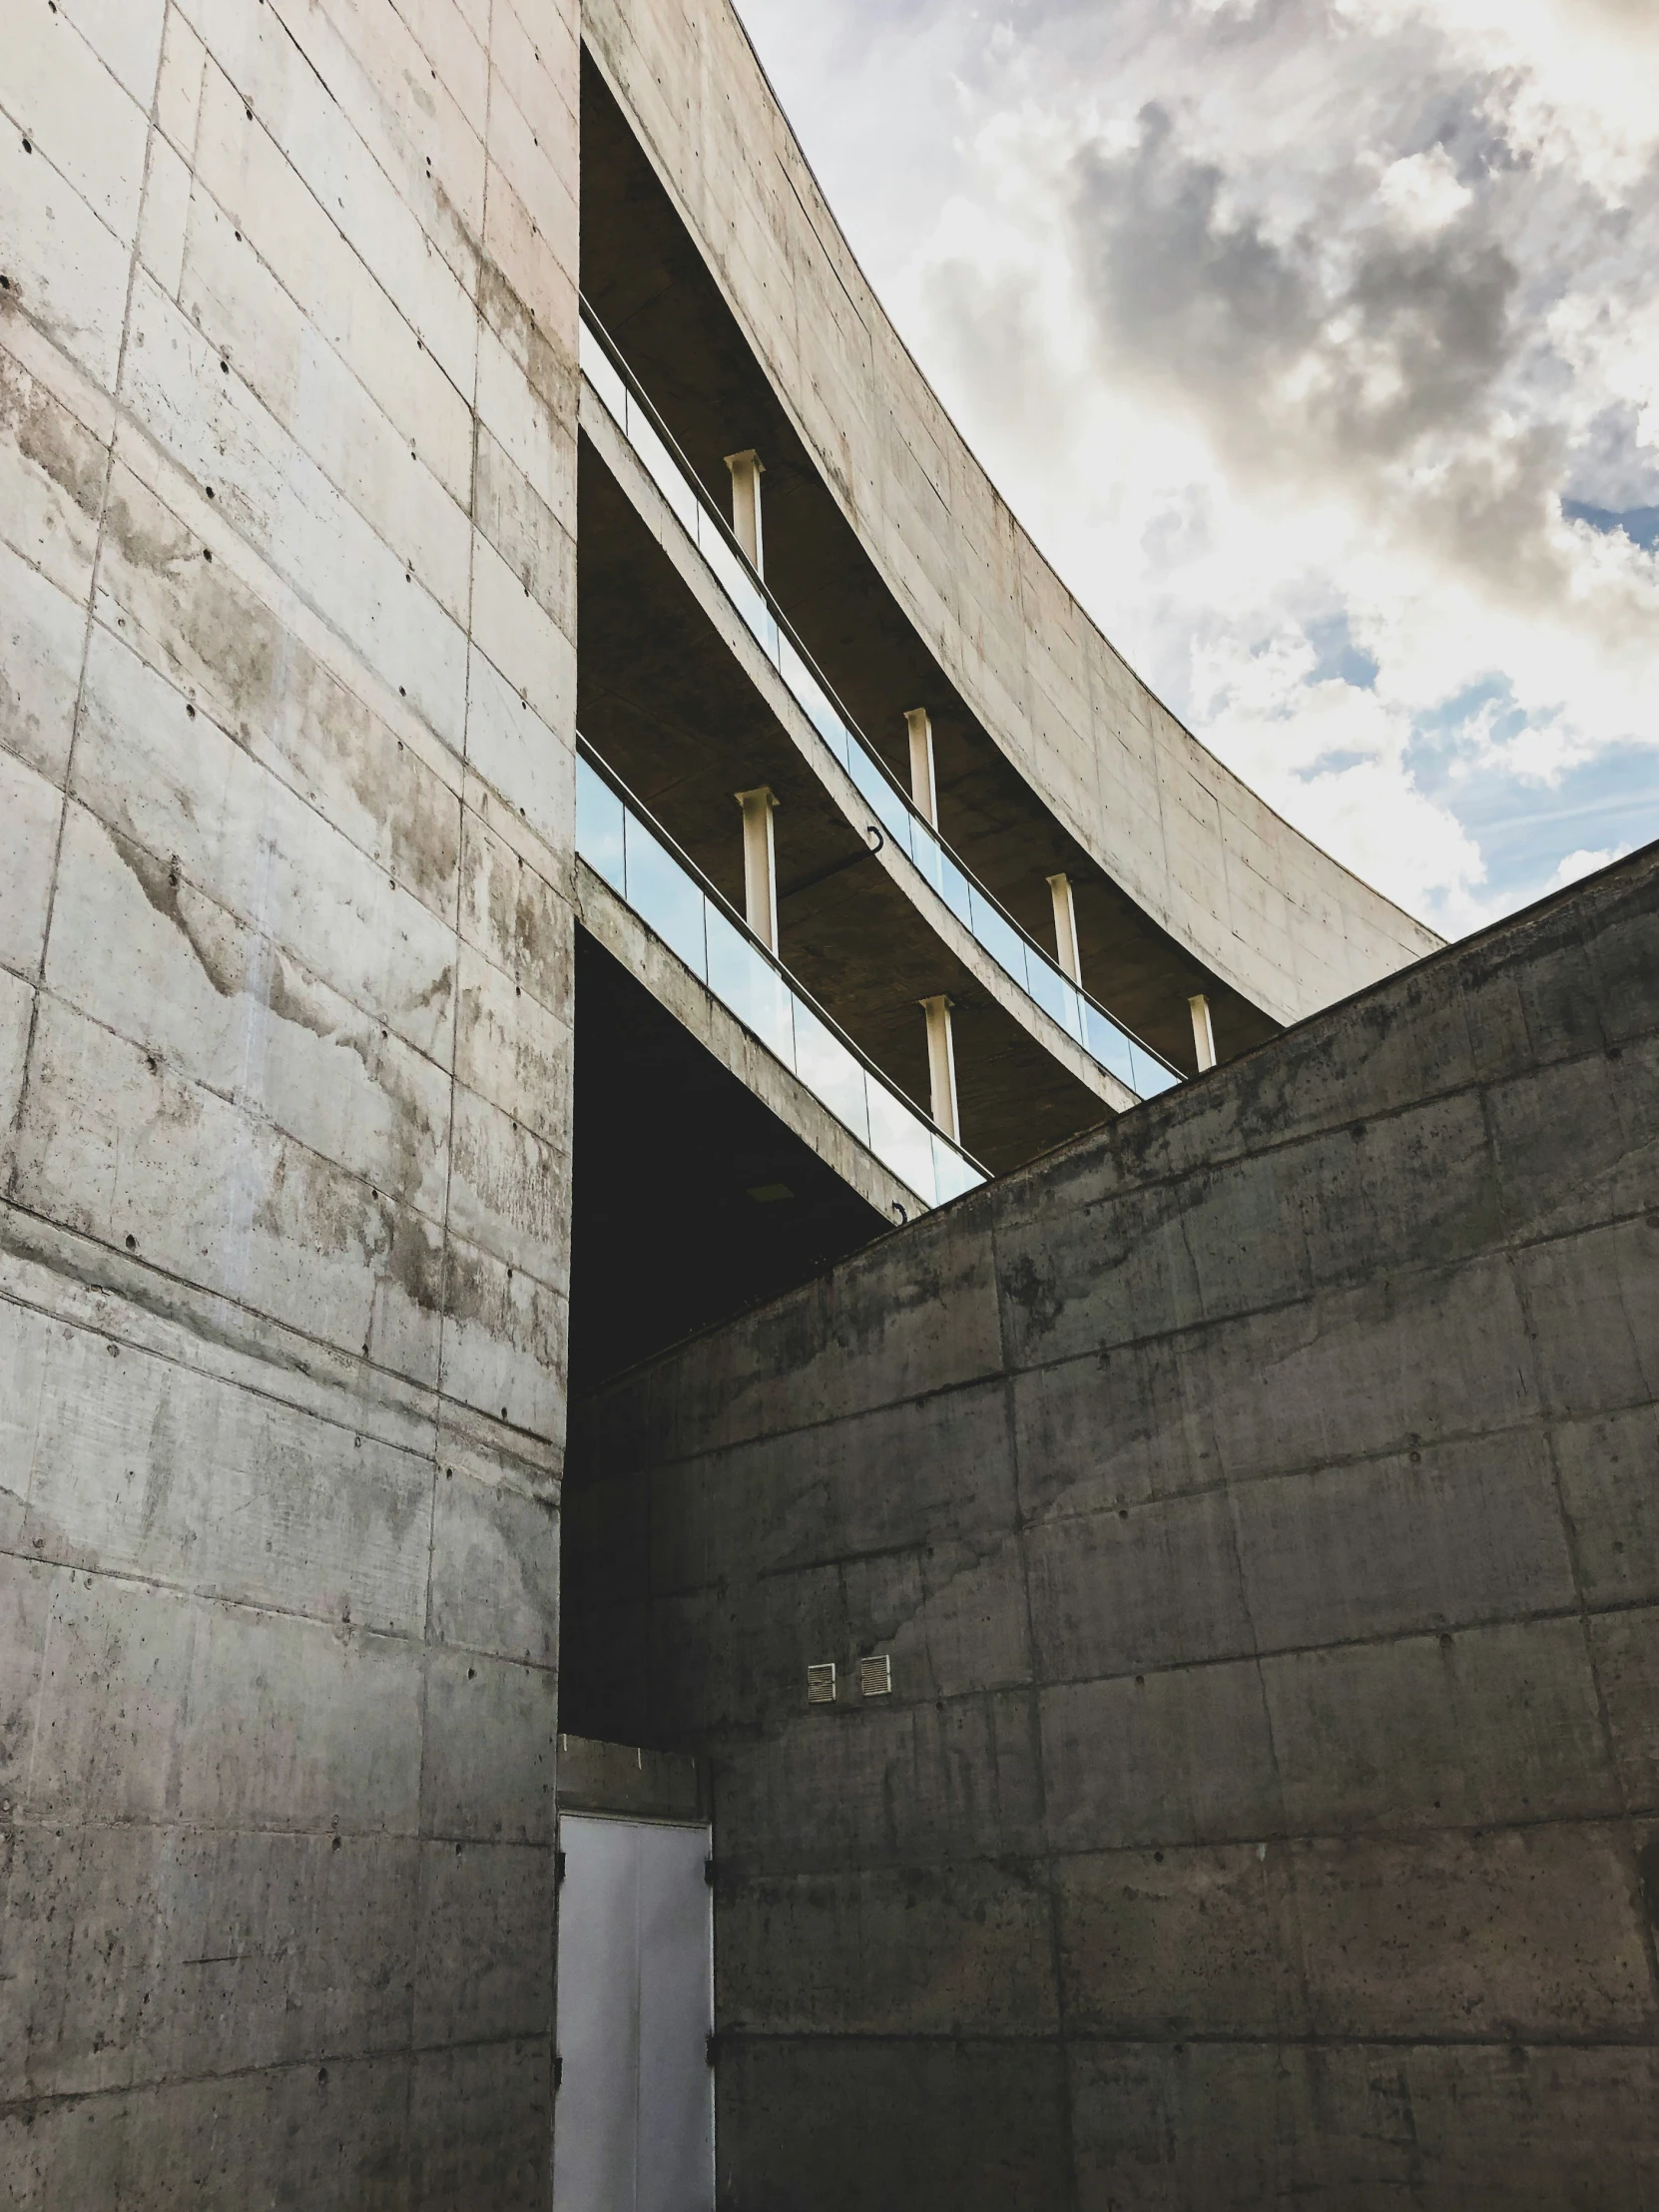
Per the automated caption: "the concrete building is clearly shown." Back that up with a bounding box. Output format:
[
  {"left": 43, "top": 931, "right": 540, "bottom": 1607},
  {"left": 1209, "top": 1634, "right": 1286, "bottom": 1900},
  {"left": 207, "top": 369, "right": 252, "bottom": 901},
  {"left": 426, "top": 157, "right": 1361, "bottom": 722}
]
[{"left": 0, "top": 0, "right": 1651, "bottom": 2203}]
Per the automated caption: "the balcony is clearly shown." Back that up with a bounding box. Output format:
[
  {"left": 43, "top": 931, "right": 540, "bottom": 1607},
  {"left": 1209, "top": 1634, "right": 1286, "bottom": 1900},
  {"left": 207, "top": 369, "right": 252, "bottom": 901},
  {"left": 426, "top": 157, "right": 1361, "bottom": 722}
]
[
  {"left": 578, "top": 308, "right": 1182, "bottom": 1110},
  {"left": 576, "top": 742, "right": 985, "bottom": 1215}
]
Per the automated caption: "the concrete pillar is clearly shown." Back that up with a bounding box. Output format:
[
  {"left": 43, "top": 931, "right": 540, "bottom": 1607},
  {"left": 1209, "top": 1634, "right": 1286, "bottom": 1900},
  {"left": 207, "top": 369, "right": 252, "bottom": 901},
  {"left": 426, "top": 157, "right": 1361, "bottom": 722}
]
[
  {"left": 905, "top": 709, "right": 938, "bottom": 829},
  {"left": 919, "top": 994, "right": 960, "bottom": 1143},
  {"left": 725, "top": 448, "right": 766, "bottom": 574},
  {"left": 1048, "top": 872, "right": 1082, "bottom": 986},
  {"left": 1189, "top": 991, "right": 1218, "bottom": 1072},
  {"left": 736, "top": 786, "right": 781, "bottom": 953}
]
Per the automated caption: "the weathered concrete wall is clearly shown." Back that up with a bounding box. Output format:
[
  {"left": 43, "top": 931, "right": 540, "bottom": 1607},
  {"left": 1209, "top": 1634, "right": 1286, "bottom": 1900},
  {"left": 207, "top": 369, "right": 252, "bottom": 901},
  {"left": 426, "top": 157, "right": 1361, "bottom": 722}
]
[
  {"left": 565, "top": 846, "right": 1659, "bottom": 2209},
  {"left": 0, "top": 0, "right": 577, "bottom": 2196},
  {"left": 580, "top": 0, "right": 1442, "bottom": 1032}
]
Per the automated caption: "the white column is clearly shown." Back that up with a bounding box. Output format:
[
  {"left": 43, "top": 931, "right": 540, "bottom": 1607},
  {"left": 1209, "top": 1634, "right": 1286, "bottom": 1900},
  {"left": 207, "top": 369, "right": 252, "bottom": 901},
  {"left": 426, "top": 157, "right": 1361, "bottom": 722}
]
[
  {"left": 736, "top": 786, "right": 780, "bottom": 952},
  {"left": 919, "top": 994, "right": 960, "bottom": 1143},
  {"left": 724, "top": 448, "right": 765, "bottom": 573},
  {"left": 905, "top": 708, "right": 938, "bottom": 829},
  {"left": 1189, "top": 991, "right": 1217, "bottom": 1072},
  {"left": 1047, "top": 871, "right": 1082, "bottom": 985}
]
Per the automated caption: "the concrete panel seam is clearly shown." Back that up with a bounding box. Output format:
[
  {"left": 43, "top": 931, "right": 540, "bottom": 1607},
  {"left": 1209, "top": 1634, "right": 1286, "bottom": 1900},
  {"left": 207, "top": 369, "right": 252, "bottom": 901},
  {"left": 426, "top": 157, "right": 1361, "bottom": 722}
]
[{"left": 0, "top": 1207, "right": 556, "bottom": 1476}]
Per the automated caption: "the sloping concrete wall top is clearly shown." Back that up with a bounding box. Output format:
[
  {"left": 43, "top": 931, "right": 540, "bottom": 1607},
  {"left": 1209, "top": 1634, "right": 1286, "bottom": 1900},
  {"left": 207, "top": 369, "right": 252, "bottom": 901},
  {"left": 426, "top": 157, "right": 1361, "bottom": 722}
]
[
  {"left": 581, "top": 0, "right": 1441, "bottom": 1030},
  {"left": 564, "top": 844, "right": 1659, "bottom": 2206}
]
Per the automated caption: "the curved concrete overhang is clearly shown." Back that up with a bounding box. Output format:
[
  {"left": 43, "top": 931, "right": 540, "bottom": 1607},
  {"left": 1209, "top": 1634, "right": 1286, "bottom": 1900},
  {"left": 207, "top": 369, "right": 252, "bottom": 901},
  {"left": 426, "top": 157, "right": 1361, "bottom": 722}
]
[
  {"left": 579, "top": 374, "right": 1139, "bottom": 1120},
  {"left": 574, "top": 855, "right": 932, "bottom": 1224},
  {"left": 579, "top": 0, "right": 1443, "bottom": 1031}
]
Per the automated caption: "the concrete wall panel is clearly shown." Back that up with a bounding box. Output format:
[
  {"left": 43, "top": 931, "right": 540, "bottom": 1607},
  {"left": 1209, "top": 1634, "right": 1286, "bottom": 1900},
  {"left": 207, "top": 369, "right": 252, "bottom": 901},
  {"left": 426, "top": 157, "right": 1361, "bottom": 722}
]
[
  {"left": 717, "top": 2036, "right": 1073, "bottom": 2212},
  {"left": 720, "top": 1860, "right": 1059, "bottom": 2037},
  {"left": 0, "top": 0, "right": 576, "bottom": 2189},
  {"left": 566, "top": 848, "right": 1659, "bottom": 2204}
]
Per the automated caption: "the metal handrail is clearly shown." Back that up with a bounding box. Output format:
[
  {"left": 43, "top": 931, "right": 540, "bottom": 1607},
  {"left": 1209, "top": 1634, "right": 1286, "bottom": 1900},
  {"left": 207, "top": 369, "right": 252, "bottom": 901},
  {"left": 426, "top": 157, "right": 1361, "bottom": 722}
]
[
  {"left": 577, "top": 295, "right": 1183, "bottom": 1092},
  {"left": 575, "top": 731, "right": 992, "bottom": 1186}
]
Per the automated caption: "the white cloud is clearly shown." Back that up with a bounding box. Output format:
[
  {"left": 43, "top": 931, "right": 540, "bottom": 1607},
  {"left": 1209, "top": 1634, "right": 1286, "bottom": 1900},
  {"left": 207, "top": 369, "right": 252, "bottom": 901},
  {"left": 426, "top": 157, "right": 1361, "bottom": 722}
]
[
  {"left": 1376, "top": 149, "right": 1473, "bottom": 235},
  {"left": 735, "top": 0, "right": 1659, "bottom": 934},
  {"left": 1541, "top": 845, "right": 1629, "bottom": 894}
]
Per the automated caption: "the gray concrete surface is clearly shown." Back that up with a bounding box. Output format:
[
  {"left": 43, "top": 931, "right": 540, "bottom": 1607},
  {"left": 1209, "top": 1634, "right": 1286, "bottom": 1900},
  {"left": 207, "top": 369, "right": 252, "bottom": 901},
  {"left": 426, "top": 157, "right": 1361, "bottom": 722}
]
[
  {"left": 3, "top": 0, "right": 1645, "bottom": 2203},
  {"left": 564, "top": 844, "right": 1659, "bottom": 2209},
  {"left": 556, "top": 1734, "right": 704, "bottom": 1821},
  {"left": 0, "top": 0, "right": 578, "bottom": 2197},
  {"left": 580, "top": 373, "right": 1138, "bottom": 1132},
  {"left": 580, "top": 0, "right": 1443, "bottom": 1034},
  {"left": 574, "top": 857, "right": 929, "bottom": 1224}
]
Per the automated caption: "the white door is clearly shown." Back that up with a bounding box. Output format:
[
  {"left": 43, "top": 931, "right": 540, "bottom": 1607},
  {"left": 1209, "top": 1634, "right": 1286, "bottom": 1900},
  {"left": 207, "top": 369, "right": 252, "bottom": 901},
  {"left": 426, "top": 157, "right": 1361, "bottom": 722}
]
[{"left": 553, "top": 1815, "right": 715, "bottom": 2212}]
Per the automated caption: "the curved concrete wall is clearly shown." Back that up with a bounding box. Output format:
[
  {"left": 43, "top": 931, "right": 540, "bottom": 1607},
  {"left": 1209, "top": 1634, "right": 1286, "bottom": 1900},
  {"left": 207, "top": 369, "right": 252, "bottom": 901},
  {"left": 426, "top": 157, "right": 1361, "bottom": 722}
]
[
  {"left": 581, "top": 0, "right": 1442, "bottom": 1029},
  {"left": 579, "top": 373, "right": 1137, "bottom": 1121},
  {"left": 0, "top": 0, "right": 579, "bottom": 2192}
]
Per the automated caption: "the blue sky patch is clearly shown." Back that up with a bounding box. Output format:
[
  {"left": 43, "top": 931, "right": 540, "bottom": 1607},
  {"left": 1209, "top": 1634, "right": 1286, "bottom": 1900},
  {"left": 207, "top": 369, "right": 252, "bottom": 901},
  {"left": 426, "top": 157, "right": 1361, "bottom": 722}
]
[{"left": 1563, "top": 500, "right": 1659, "bottom": 553}]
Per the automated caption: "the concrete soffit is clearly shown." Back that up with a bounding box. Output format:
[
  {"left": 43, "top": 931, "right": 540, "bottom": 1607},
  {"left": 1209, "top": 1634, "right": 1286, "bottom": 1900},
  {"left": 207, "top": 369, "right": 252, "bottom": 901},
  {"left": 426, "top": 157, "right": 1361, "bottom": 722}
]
[
  {"left": 578, "top": 377, "right": 1136, "bottom": 1117},
  {"left": 576, "top": 7, "right": 1442, "bottom": 1032},
  {"left": 573, "top": 855, "right": 931, "bottom": 1226}
]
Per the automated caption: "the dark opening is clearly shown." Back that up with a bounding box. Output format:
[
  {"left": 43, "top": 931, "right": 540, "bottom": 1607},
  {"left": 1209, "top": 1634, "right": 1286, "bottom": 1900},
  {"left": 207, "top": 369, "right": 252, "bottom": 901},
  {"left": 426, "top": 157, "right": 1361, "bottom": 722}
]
[{"left": 566, "top": 929, "right": 892, "bottom": 1399}]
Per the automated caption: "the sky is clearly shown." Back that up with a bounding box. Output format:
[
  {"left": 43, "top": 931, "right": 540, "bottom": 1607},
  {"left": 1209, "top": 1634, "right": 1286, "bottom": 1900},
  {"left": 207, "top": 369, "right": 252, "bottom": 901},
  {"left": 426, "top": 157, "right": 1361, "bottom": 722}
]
[{"left": 732, "top": 0, "right": 1659, "bottom": 937}]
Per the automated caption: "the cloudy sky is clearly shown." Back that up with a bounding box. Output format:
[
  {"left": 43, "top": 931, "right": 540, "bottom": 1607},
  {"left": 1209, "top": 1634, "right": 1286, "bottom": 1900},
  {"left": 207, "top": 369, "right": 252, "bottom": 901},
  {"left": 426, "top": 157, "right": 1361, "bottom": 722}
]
[{"left": 734, "top": 0, "right": 1659, "bottom": 936}]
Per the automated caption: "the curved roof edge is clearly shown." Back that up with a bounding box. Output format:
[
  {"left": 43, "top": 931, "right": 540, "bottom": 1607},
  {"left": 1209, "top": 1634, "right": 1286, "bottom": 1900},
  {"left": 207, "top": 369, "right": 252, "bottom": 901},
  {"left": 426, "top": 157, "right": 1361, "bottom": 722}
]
[{"left": 582, "top": 0, "right": 1443, "bottom": 1028}]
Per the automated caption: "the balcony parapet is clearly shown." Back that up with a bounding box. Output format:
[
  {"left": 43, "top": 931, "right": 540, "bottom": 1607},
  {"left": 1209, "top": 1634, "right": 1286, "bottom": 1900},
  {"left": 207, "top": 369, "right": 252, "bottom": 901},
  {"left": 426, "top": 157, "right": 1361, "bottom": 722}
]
[
  {"left": 577, "top": 738, "right": 986, "bottom": 1217},
  {"left": 578, "top": 305, "right": 1182, "bottom": 1111}
]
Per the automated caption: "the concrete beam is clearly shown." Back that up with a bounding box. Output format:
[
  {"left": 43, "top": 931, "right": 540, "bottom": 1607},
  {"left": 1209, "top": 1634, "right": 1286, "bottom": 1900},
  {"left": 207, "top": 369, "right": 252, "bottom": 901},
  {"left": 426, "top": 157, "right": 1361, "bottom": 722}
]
[
  {"left": 725, "top": 446, "right": 765, "bottom": 573},
  {"left": 919, "top": 992, "right": 960, "bottom": 1143},
  {"left": 905, "top": 708, "right": 938, "bottom": 830},
  {"left": 1189, "top": 990, "right": 1218, "bottom": 1072},
  {"left": 1048, "top": 871, "right": 1082, "bottom": 987},
  {"left": 736, "top": 783, "right": 780, "bottom": 952}
]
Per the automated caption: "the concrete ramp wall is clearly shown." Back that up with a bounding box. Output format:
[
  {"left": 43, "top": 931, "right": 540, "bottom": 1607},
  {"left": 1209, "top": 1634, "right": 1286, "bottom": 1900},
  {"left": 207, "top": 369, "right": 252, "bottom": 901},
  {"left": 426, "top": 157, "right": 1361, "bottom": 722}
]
[{"left": 565, "top": 845, "right": 1659, "bottom": 2209}]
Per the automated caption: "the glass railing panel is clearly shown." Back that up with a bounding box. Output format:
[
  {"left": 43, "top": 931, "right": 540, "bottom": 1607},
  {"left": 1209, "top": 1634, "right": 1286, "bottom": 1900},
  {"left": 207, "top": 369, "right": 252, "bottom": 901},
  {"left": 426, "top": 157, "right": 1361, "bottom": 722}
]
[
  {"left": 578, "top": 321, "right": 630, "bottom": 430},
  {"left": 575, "top": 754, "right": 627, "bottom": 892},
  {"left": 792, "top": 1002, "right": 870, "bottom": 1148},
  {"left": 623, "top": 397, "right": 700, "bottom": 541},
  {"left": 1130, "top": 1042, "right": 1181, "bottom": 1099},
  {"left": 932, "top": 1135, "right": 983, "bottom": 1205},
  {"left": 910, "top": 819, "right": 946, "bottom": 896},
  {"left": 1026, "top": 950, "right": 1079, "bottom": 1035},
  {"left": 968, "top": 886, "right": 1031, "bottom": 993},
  {"left": 695, "top": 515, "right": 778, "bottom": 661},
  {"left": 705, "top": 904, "right": 797, "bottom": 1067},
  {"left": 846, "top": 743, "right": 914, "bottom": 861},
  {"left": 1082, "top": 1003, "right": 1137, "bottom": 1093},
  {"left": 624, "top": 812, "right": 709, "bottom": 979},
  {"left": 779, "top": 636, "right": 851, "bottom": 769},
  {"left": 866, "top": 1082, "right": 938, "bottom": 1204},
  {"left": 935, "top": 847, "right": 975, "bottom": 932}
]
